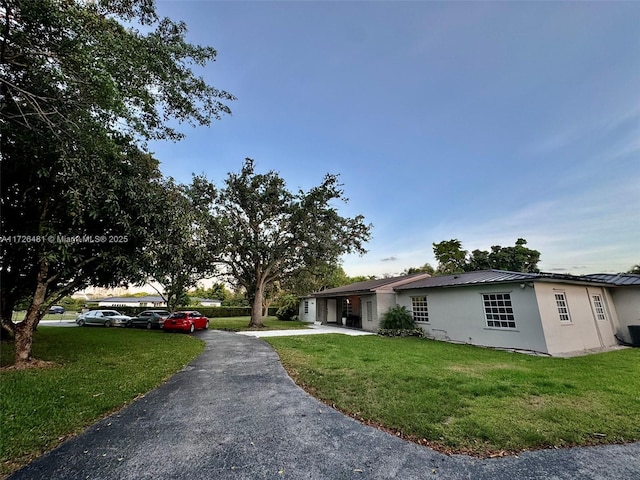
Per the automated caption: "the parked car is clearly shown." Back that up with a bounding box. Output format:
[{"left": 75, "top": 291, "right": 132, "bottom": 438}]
[
  {"left": 162, "top": 311, "right": 209, "bottom": 333},
  {"left": 128, "top": 310, "right": 170, "bottom": 330},
  {"left": 48, "top": 305, "right": 65, "bottom": 314},
  {"left": 76, "top": 310, "right": 131, "bottom": 327}
]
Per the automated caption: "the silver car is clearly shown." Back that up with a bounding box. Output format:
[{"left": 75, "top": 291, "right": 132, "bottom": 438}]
[{"left": 76, "top": 310, "right": 131, "bottom": 327}]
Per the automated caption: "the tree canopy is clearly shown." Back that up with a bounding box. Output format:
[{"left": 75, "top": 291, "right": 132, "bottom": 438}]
[
  {"left": 140, "top": 177, "right": 219, "bottom": 312},
  {"left": 210, "top": 159, "right": 372, "bottom": 327},
  {"left": 0, "top": 0, "right": 234, "bottom": 365},
  {"left": 429, "top": 238, "right": 541, "bottom": 275}
]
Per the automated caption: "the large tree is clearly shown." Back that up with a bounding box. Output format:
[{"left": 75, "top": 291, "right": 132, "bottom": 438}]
[
  {"left": 0, "top": 0, "right": 233, "bottom": 366},
  {"left": 210, "top": 159, "right": 371, "bottom": 327},
  {"left": 433, "top": 239, "right": 468, "bottom": 275},
  {"left": 141, "top": 177, "right": 219, "bottom": 312},
  {"left": 431, "top": 238, "right": 541, "bottom": 275}
]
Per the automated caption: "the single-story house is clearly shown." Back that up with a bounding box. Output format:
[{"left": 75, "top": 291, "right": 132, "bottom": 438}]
[
  {"left": 302, "top": 270, "right": 640, "bottom": 356},
  {"left": 306, "top": 273, "right": 432, "bottom": 328},
  {"left": 95, "top": 296, "right": 222, "bottom": 308}
]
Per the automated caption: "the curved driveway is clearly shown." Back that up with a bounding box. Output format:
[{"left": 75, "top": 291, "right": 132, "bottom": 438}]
[{"left": 10, "top": 330, "right": 640, "bottom": 480}]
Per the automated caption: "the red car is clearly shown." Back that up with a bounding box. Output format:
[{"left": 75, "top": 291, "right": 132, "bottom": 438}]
[{"left": 162, "top": 311, "right": 209, "bottom": 333}]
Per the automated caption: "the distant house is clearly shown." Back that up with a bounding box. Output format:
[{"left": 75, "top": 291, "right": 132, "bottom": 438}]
[
  {"left": 193, "top": 297, "right": 223, "bottom": 307},
  {"left": 301, "top": 270, "right": 640, "bottom": 357},
  {"left": 95, "top": 296, "right": 222, "bottom": 308},
  {"left": 97, "top": 296, "right": 167, "bottom": 308}
]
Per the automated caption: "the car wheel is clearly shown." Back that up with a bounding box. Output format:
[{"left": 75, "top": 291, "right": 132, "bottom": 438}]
[
  {"left": 205, "top": 320, "right": 209, "bottom": 329},
  {"left": 126, "top": 320, "right": 132, "bottom": 328},
  {"left": 78, "top": 319, "right": 85, "bottom": 327},
  {"left": 147, "top": 321, "right": 152, "bottom": 330},
  {"left": 189, "top": 323, "right": 195, "bottom": 333},
  {"left": 104, "top": 320, "right": 112, "bottom": 328}
]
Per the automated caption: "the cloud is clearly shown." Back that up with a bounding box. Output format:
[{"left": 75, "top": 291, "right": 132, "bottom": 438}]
[{"left": 381, "top": 256, "right": 398, "bottom": 262}]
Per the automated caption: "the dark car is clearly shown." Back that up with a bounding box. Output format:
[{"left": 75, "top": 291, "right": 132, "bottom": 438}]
[
  {"left": 128, "top": 310, "right": 170, "bottom": 330},
  {"left": 162, "top": 311, "right": 209, "bottom": 333},
  {"left": 48, "top": 305, "right": 65, "bottom": 314}
]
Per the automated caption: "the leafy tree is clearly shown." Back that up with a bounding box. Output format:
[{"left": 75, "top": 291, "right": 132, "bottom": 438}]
[
  {"left": 285, "top": 262, "right": 352, "bottom": 296},
  {"left": 210, "top": 159, "right": 371, "bottom": 328},
  {"left": 628, "top": 265, "right": 640, "bottom": 274},
  {"left": 402, "top": 263, "right": 436, "bottom": 275},
  {"left": 467, "top": 238, "right": 540, "bottom": 273},
  {"left": 431, "top": 238, "right": 541, "bottom": 275},
  {"left": 433, "top": 239, "right": 468, "bottom": 274},
  {"left": 0, "top": 0, "right": 233, "bottom": 366},
  {"left": 140, "top": 177, "right": 219, "bottom": 312},
  {"left": 275, "top": 294, "right": 299, "bottom": 321},
  {"left": 191, "top": 282, "right": 231, "bottom": 304}
]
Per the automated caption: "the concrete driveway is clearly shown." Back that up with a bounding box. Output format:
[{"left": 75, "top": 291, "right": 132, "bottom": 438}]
[{"left": 9, "top": 330, "right": 640, "bottom": 480}]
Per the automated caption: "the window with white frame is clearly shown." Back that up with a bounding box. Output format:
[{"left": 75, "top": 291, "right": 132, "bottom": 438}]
[
  {"left": 591, "top": 294, "right": 607, "bottom": 321},
  {"left": 366, "top": 301, "right": 373, "bottom": 322},
  {"left": 482, "top": 293, "right": 516, "bottom": 329},
  {"left": 555, "top": 292, "right": 571, "bottom": 322},
  {"left": 411, "top": 296, "right": 429, "bottom": 322},
  {"left": 304, "top": 300, "right": 309, "bottom": 314}
]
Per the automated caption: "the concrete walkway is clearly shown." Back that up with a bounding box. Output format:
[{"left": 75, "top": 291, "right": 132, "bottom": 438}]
[
  {"left": 236, "top": 323, "right": 375, "bottom": 337},
  {"left": 9, "top": 330, "right": 640, "bottom": 480}
]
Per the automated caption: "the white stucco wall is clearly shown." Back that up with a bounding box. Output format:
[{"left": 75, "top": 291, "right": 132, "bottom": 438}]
[
  {"left": 358, "top": 292, "right": 397, "bottom": 332},
  {"left": 534, "top": 283, "right": 618, "bottom": 355},
  {"left": 605, "top": 287, "right": 640, "bottom": 344},
  {"left": 298, "top": 297, "right": 317, "bottom": 323},
  {"left": 397, "top": 283, "right": 549, "bottom": 353}
]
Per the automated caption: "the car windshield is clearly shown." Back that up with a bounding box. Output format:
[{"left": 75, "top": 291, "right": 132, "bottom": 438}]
[{"left": 169, "top": 312, "right": 186, "bottom": 319}]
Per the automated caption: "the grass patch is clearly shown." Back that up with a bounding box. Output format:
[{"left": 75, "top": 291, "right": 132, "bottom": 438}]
[
  {"left": 265, "top": 335, "right": 640, "bottom": 455},
  {"left": 208, "top": 316, "right": 309, "bottom": 331},
  {"left": 0, "top": 327, "right": 204, "bottom": 477}
]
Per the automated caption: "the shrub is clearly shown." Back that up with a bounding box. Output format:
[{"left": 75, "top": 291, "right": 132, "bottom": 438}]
[
  {"left": 275, "top": 294, "right": 299, "bottom": 321},
  {"left": 378, "top": 328, "right": 424, "bottom": 338},
  {"left": 380, "top": 305, "right": 415, "bottom": 329}
]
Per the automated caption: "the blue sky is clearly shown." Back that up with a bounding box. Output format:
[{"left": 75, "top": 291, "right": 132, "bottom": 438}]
[{"left": 150, "top": 1, "right": 639, "bottom": 277}]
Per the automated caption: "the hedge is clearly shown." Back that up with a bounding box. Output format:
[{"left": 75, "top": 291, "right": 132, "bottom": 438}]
[{"left": 84, "top": 306, "right": 279, "bottom": 318}]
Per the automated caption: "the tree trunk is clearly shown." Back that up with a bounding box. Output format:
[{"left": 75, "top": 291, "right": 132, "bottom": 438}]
[
  {"left": 248, "top": 281, "right": 265, "bottom": 328},
  {"left": 13, "top": 259, "right": 49, "bottom": 366}
]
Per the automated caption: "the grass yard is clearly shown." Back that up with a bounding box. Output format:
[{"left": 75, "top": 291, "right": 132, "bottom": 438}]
[
  {"left": 208, "top": 316, "right": 309, "bottom": 331},
  {"left": 266, "top": 334, "right": 640, "bottom": 456},
  {"left": 0, "top": 327, "right": 204, "bottom": 477}
]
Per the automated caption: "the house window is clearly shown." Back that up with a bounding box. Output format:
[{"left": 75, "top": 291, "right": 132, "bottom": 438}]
[
  {"left": 304, "top": 300, "right": 309, "bottom": 314},
  {"left": 555, "top": 292, "right": 571, "bottom": 322},
  {"left": 411, "top": 296, "right": 429, "bottom": 322},
  {"left": 366, "top": 301, "right": 373, "bottom": 322},
  {"left": 591, "top": 294, "right": 607, "bottom": 321},
  {"left": 482, "top": 293, "right": 515, "bottom": 328}
]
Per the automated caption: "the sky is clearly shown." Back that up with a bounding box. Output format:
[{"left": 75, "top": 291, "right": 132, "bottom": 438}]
[{"left": 149, "top": 0, "right": 640, "bottom": 278}]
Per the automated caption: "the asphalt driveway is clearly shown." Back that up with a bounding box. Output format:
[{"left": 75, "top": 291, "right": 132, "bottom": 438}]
[{"left": 9, "top": 330, "right": 640, "bottom": 480}]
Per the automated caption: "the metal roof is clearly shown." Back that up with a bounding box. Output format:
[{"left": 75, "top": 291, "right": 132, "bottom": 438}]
[
  {"left": 583, "top": 273, "right": 640, "bottom": 286},
  {"left": 312, "top": 273, "right": 431, "bottom": 297},
  {"left": 394, "top": 270, "right": 540, "bottom": 290},
  {"left": 395, "top": 269, "right": 621, "bottom": 291}
]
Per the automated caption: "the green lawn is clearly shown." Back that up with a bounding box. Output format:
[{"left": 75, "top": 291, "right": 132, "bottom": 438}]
[
  {"left": 208, "top": 316, "right": 309, "bottom": 331},
  {"left": 0, "top": 327, "right": 204, "bottom": 477},
  {"left": 265, "top": 334, "right": 640, "bottom": 456}
]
